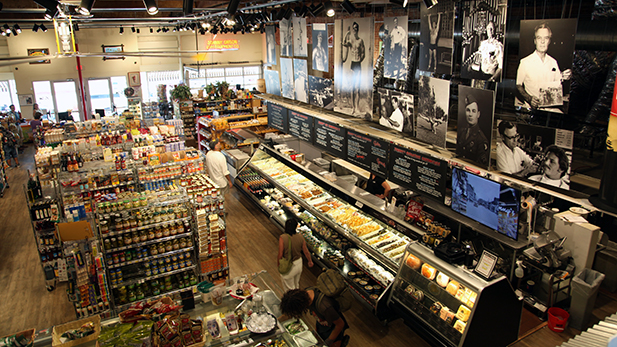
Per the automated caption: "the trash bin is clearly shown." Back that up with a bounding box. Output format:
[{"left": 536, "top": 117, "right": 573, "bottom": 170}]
[
  {"left": 593, "top": 240, "right": 617, "bottom": 292},
  {"left": 569, "top": 268, "right": 605, "bottom": 330}
]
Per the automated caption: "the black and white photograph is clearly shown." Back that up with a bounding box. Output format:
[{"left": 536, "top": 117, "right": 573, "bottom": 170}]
[
  {"left": 334, "top": 17, "right": 374, "bottom": 119},
  {"left": 309, "top": 75, "right": 334, "bottom": 109},
  {"left": 496, "top": 121, "right": 572, "bottom": 190},
  {"left": 382, "top": 16, "right": 408, "bottom": 80},
  {"left": 376, "top": 88, "right": 414, "bottom": 133},
  {"left": 456, "top": 85, "right": 494, "bottom": 169},
  {"left": 265, "top": 25, "right": 277, "bottom": 65},
  {"left": 293, "top": 59, "right": 308, "bottom": 103},
  {"left": 280, "top": 18, "right": 293, "bottom": 57},
  {"left": 264, "top": 69, "right": 280, "bottom": 96},
  {"left": 292, "top": 17, "right": 307, "bottom": 57},
  {"left": 416, "top": 76, "right": 449, "bottom": 147},
  {"left": 280, "top": 57, "right": 294, "bottom": 99},
  {"left": 515, "top": 19, "right": 577, "bottom": 113},
  {"left": 460, "top": 0, "right": 507, "bottom": 81},
  {"left": 312, "top": 23, "right": 328, "bottom": 72},
  {"left": 418, "top": 1, "right": 454, "bottom": 74}
]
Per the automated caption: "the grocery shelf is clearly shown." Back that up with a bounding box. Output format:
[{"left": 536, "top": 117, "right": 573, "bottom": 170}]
[
  {"left": 101, "top": 216, "right": 192, "bottom": 238},
  {"left": 61, "top": 180, "right": 136, "bottom": 196},
  {"left": 107, "top": 246, "right": 195, "bottom": 269},
  {"left": 96, "top": 198, "right": 189, "bottom": 218},
  {"left": 103, "top": 231, "right": 193, "bottom": 253},
  {"left": 110, "top": 264, "right": 196, "bottom": 289},
  {"left": 115, "top": 285, "right": 197, "bottom": 313}
]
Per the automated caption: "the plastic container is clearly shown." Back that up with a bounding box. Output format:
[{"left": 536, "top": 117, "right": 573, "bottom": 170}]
[
  {"left": 547, "top": 307, "right": 569, "bottom": 332},
  {"left": 570, "top": 268, "right": 605, "bottom": 330}
]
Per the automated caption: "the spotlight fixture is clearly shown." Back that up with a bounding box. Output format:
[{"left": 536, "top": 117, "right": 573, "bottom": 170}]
[
  {"left": 150, "top": 27, "right": 153, "bottom": 33},
  {"left": 143, "top": 0, "right": 158, "bottom": 15},
  {"left": 157, "top": 27, "right": 161, "bottom": 33},
  {"left": 13, "top": 24, "right": 21, "bottom": 33},
  {"left": 40, "top": 24, "right": 48, "bottom": 32},
  {"left": 325, "top": 1, "right": 335, "bottom": 17},
  {"left": 35, "top": 0, "right": 60, "bottom": 19},
  {"left": 136, "top": 28, "right": 140, "bottom": 33},
  {"left": 11, "top": 28, "right": 17, "bottom": 36},
  {"left": 131, "top": 26, "right": 136, "bottom": 33},
  {"left": 269, "top": 9, "right": 277, "bottom": 21},
  {"left": 341, "top": 0, "right": 355, "bottom": 14},
  {"left": 227, "top": 0, "right": 240, "bottom": 15},
  {"left": 283, "top": 8, "right": 292, "bottom": 20},
  {"left": 201, "top": 22, "right": 210, "bottom": 28},
  {"left": 3, "top": 24, "right": 9, "bottom": 34},
  {"left": 296, "top": 5, "right": 308, "bottom": 17},
  {"left": 44, "top": 9, "right": 57, "bottom": 20},
  {"left": 1, "top": 32, "right": 5, "bottom": 37},
  {"left": 77, "top": 0, "right": 95, "bottom": 15},
  {"left": 119, "top": 26, "right": 124, "bottom": 34},
  {"left": 199, "top": 28, "right": 205, "bottom": 35},
  {"left": 33, "top": 24, "right": 40, "bottom": 32},
  {"left": 276, "top": 8, "right": 285, "bottom": 21},
  {"left": 423, "top": 0, "right": 438, "bottom": 9}
]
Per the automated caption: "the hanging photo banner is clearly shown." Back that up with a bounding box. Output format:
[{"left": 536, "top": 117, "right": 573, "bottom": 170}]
[{"left": 418, "top": 1, "right": 454, "bottom": 75}]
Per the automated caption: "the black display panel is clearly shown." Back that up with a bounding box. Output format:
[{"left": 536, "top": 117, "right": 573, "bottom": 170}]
[
  {"left": 388, "top": 145, "right": 447, "bottom": 201},
  {"left": 346, "top": 130, "right": 389, "bottom": 177},
  {"left": 267, "top": 103, "right": 288, "bottom": 133},
  {"left": 288, "top": 111, "right": 314, "bottom": 142},
  {"left": 313, "top": 119, "right": 346, "bottom": 159},
  {"left": 452, "top": 168, "right": 520, "bottom": 240}
]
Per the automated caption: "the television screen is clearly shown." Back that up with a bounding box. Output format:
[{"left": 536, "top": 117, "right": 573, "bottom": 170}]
[{"left": 451, "top": 168, "right": 520, "bottom": 240}]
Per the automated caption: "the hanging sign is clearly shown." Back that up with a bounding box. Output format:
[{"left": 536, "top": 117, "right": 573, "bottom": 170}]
[{"left": 205, "top": 39, "right": 240, "bottom": 51}]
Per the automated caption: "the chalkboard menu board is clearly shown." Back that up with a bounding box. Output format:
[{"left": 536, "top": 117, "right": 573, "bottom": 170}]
[
  {"left": 313, "top": 119, "right": 346, "bottom": 159},
  {"left": 267, "top": 103, "right": 288, "bottom": 132},
  {"left": 389, "top": 145, "right": 447, "bottom": 201},
  {"left": 288, "top": 111, "right": 314, "bottom": 142},
  {"left": 346, "top": 130, "right": 389, "bottom": 177}
]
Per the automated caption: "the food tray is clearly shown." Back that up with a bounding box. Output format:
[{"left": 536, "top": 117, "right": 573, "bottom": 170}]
[
  {"left": 293, "top": 331, "right": 318, "bottom": 347},
  {"left": 245, "top": 312, "right": 277, "bottom": 334},
  {"left": 282, "top": 319, "right": 310, "bottom": 335},
  {"left": 367, "top": 232, "right": 395, "bottom": 246},
  {"left": 353, "top": 222, "right": 384, "bottom": 238},
  {"left": 385, "top": 244, "right": 408, "bottom": 259},
  {"left": 52, "top": 315, "right": 101, "bottom": 347}
]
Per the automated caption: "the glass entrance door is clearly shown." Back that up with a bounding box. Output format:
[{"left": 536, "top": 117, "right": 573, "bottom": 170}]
[
  {"left": 53, "top": 81, "right": 80, "bottom": 121},
  {"left": 88, "top": 79, "right": 112, "bottom": 117}
]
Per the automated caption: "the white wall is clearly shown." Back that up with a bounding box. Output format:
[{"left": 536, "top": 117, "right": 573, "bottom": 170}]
[{"left": 3, "top": 27, "right": 266, "bottom": 118}]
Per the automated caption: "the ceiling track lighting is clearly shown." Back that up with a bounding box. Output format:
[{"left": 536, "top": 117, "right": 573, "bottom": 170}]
[
  {"left": 119, "top": 26, "right": 124, "bottom": 34},
  {"left": 276, "top": 7, "right": 286, "bottom": 21},
  {"left": 136, "top": 28, "right": 140, "bottom": 33},
  {"left": 143, "top": 0, "right": 158, "bottom": 15},
  {"left": 325, "top": 1, "right": 335, "bottom": 17},
  {"left": 423, "top": 0, "right": 438, "bottom": 9},
  {"left": 35, "top": 0, "right": 60, "bottom": 19},
  {"left": 77, "top": 0, "right": 95, "bottom": 15},
  {"left": 311, "top": 3, "right": 325, "bottom": 16},
  {"left": 33, "top": 24, "right": 40, "bottom": 32},
  {"left": 341, "top": 0, "right": 356, "bottom": 14},
  {"left": 283, "top": 8, "right": 292, "bottom": 20},
  {"left": 2, "top": 24, "right": 9, "bottom": 34},
  {"left": 13, "top": 24, "right": 21, "bottom": 33},
  {"left": 40, "top": 24, "right": 48, "bottom": 32},
  {"left": 11, "top": 28, "right": 17, "bottom": 36}
]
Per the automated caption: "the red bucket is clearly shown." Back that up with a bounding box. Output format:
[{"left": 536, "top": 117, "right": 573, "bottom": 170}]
[{"left": 547, "top": 307, "right": 570, "bottom": 332}]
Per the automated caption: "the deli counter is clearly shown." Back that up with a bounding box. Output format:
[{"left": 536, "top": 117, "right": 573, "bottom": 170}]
[{"left": 234, "top": 145, "right": 523, "bottom": 346}]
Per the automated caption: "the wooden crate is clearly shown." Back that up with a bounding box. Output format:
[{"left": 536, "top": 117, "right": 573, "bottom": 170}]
[
  {"left": 1, "top": 328, "right": 36, "bottom": 347},
  {"left": 52, "top": 315, "right": 101, "bottom": 347}
]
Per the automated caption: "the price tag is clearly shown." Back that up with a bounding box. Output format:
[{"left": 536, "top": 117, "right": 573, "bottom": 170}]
[{"left": 355, "top": 201, "right": 363, "bottom": 209}]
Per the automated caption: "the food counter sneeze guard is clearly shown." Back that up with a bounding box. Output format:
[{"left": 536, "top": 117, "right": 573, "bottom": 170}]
[
  {"left": 240, "top": 146, "right": 413, "bottom": 274},
  {"left": 389, "top": 242, "right": 522, "bottom": 347},
  {"left": 32, "top": 271, "right": 323, "bottom": 347}
]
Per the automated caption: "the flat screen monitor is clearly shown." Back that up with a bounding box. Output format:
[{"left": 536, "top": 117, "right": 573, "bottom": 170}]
[
  {"left": 58, "top": 112, "right": 71, "bottom": 121},
  {"left": 451, "top": 168, "right": 520, "bottom": 240},
  {"left": 95, "top": 109, "right": 106, "bottom": 118}
]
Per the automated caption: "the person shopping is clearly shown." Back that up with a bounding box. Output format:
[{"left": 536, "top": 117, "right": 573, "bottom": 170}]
[
  {"left": 1, "top": 121, "right": 19, "bottom": 168},
  {"left": 278, "top": 218, "right": 313, "bottom": 291}
]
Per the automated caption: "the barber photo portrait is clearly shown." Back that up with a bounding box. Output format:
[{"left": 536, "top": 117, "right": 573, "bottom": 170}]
[
  {"left": 515, "top": 19, "right": 577, "bottom": 113},
  {"left": 496, "top": 121, "right": 538, "bottom": 176},
  {"left": 529, "top": 145, "right": 571, "bottom": 189},
  {"left": 456, "top": 86, "right": 494, "bottom": 169}
]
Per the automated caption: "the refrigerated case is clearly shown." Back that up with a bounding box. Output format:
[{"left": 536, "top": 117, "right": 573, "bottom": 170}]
[{"left": 389, "top": 242, "right": 522, "bottom": 347}]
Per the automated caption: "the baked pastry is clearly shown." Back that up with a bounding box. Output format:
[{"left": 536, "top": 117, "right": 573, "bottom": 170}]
[
  {"left": 446, "top": 281, "right": 460, "bottom": 296},
  {"left": 436, "top": 272, "right": 450, "bottom": 287},
  {"left": 421, "top": 263, "right": 437, "bottom": 280}
]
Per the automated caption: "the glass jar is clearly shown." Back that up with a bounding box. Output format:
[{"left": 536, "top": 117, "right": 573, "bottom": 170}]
[
  {"left": 139, "top": 230, "right": 148, "bottom": 242},
  {"left": 149, "top": 245, "right": 158, "bottom": 256},
  {"left": 162, "top": 224, "right": 171, "bottom": 237},
  {"left": 100, "top": 221, "right": 109, "bottom": 234},
  {"left": 140, "top": 197, "right": 147, "bottom": 206},
  {"left": 148, "top": 229, "right": 155, "bottom": 240},
  {"left": 155, "top": 226, "right": 163, "bottom": 239},
  {"left": 158, "top": 244, "right": 165, "bottom": 255},
  {"left": 132, "top": 232, "right": 140, "bottom": 244},
  {"left": 179, "top": 238, "right": 187, "bottom": 249},
  {"left": 165, "top": 242, "right": 173, "bottom": 252},
  {"left": 130, "top": 217, "right": 137, "bottom": 228},
  {"left": 136, "top": 284, "right": 145, "bottom": 300}
]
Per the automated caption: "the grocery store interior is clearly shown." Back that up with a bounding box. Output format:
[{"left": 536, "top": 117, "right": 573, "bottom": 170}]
[{"left": 1, "top": 1, "right": 617, "bottom": 347}]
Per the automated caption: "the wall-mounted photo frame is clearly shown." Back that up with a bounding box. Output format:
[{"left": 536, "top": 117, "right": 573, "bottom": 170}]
[
  {"left": 102, "top": 44, "right": 125, "bottom": 60},
  {"left": 27, "top": 48, "right": 50, "bottom": 64},
  {"left": 127, "top": 72, "right": 141, "bottom": 87},
  {"left": 18, "top": 94, "right": 34, "bottom": 106}
]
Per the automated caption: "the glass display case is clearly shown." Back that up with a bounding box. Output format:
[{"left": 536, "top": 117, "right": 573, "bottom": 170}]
[{"left": 389, "top": 242, "right": 522, "bottom": 347}]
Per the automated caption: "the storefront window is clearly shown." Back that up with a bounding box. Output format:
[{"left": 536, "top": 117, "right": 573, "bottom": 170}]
[
  {"left": 0, "top": 80, "right": 19, "bottom": 113},
  {"left": 111, "top": 76, "right": 128, "bottom": 113},
  {"left": 33, "top": 81, "right": 55, "bottom": 120},
  {"left": 142, "top": 70, "right": 183, "bottom": 103},
  {"left": 53, "top": 81, "right": 80, "bottom": 121}
]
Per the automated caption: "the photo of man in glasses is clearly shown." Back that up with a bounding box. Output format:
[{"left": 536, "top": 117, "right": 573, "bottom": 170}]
[{"left": 496, "top": 121, "right": 536, "bottom": 176}]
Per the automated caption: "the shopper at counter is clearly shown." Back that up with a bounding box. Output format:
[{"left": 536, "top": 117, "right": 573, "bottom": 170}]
[
  {"left": 278, "top": 218, "right": 313, "bottom": 291},
  {"left": 365, "top": 173, "right": 391, "bottom": 200},
  {"left": 281, "top": 289, "right": 350, "bottom": 347},
  {"left": 206, "top": 140, "right": 232, "bottom": 197}
]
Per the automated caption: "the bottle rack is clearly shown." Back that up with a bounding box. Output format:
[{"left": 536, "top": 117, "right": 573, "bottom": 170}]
[{"left": 174, "top": 100, "right": 195, "bottom": 141}]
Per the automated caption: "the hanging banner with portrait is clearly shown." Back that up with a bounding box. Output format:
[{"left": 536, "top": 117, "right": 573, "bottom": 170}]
[
  {"left": 382, "top": 16, "right": 408, "bottom": 80},
  {"left": 456, "top": 85, "right": 494, "bottom": 169},
  {"left": 312, "top": 23, "right": 328, "bottom": 72},
  {"left": 419, "top": 1, "right": 454, "bottom": 75},
  {"left": 415, "top": 76, "right": 450, "bottom": 148}
]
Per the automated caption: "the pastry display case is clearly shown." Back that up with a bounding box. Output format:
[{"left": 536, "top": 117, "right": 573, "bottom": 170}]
[{"left": 389, "top": 242, "right": 522, "bottom": 347}]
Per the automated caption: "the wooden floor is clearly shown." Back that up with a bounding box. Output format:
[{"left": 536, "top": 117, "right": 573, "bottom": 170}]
[{"left": 1, "top": 144, "right": 616, "bottom": 347}]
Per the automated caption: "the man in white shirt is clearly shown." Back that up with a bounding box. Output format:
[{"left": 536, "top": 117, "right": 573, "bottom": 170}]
[
  {"left": 496, "top": 121, "right": 536, "bottom": 176},
  {"left": 206, "top": 140, "right": 232, "bottom": 197},
  {"left": 515, "top": 22, "right": 571, "bottom": 112},
  {"left": 388, "top": 17, "right": 406, "bottom": 78},
  {"left": 379, "top": 96, "right": 404, "bottom": 132},
  {"left": 529, "top": 145, "right": 570, "bottom": 189}
]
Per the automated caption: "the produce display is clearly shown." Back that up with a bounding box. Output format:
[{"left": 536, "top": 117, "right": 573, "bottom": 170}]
[
  {"left": 98, "top": 321, "right": 153, "bottom": 347},
  {"left": 59, "top": 322, "right": 95, "bottom": 342}
]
